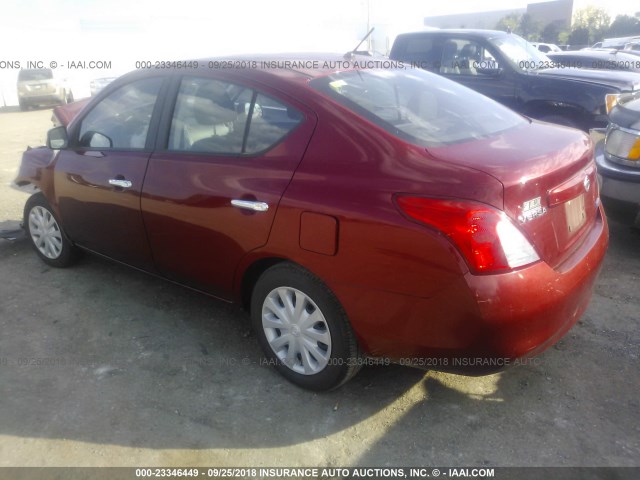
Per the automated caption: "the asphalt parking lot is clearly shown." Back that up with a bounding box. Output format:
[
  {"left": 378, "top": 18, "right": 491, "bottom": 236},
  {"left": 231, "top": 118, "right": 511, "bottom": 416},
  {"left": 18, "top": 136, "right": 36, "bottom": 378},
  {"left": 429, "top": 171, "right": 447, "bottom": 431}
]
[{"left": 0, "top": 108, "right": 639, "bottom": 469}]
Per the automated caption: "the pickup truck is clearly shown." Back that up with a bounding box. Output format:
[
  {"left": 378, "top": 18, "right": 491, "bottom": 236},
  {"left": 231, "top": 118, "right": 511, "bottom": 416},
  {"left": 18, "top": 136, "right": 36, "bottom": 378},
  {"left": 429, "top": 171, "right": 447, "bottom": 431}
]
[{"left": 390, "top": 29, "right": 640, "bottom": 130}]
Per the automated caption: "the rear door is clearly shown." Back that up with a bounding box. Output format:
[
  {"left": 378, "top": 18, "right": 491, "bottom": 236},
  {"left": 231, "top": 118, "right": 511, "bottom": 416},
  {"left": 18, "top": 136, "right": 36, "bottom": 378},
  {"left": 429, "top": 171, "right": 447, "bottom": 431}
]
[
  {"left": 54, "top": 76, "right": 167, "bottom": 270},
  {"left": 141, "top": 75, "right": 316, "bottom": 298}
]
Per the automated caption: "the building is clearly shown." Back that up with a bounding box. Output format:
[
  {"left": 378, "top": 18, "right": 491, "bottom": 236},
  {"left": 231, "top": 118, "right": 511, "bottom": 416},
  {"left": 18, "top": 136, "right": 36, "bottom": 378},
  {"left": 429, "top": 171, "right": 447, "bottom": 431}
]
[{"left": 425, "top": 0, "right": 574, "bottom": 31}]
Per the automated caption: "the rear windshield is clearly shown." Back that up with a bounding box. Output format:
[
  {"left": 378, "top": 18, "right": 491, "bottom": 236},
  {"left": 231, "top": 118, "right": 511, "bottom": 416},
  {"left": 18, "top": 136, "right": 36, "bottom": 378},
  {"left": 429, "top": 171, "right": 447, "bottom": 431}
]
[
  {"left": 18, "top": 69, "right": 53, "bottom": 81},
  {"left": 310, "top": 69, "right": 525, "bottom": 147}
]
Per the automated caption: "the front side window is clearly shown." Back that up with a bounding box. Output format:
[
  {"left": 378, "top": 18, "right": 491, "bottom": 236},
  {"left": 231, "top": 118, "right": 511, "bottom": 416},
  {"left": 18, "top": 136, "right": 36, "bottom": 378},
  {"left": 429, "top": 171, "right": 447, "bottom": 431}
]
[
  {"left": 168, "top": 77, "right": 302, "bottom": 155},
  {"left": 440, "top": 39, "right": 501, "bottom": 76},
  {"left": 489, "top": 34, "right": 550, "bottom": 71},
  {"left": 311, "top": 69, "right": 525, "bottom": 147},
  {"left": 78, "top": 77, "right": 163, "bottom": 149}
]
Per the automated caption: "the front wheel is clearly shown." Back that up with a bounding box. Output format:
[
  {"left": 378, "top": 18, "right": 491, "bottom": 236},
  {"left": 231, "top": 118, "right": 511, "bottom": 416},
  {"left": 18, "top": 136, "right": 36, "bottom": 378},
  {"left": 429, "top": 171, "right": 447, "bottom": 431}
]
[
  {"left": 251, "top": 263, "right": 362, "bottom": 391},
  {"left": 24, "top": 193, "right": 78, "bottom": 267}
]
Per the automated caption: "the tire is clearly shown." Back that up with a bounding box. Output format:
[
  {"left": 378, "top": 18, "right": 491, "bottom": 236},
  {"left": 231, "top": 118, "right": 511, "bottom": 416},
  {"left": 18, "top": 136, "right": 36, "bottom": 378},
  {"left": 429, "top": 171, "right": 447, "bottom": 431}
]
[
  {"left": 59, "top": 90, "right": 68, "bottom": 105},
  {"left": 24, "top": 193, "right": 78, "bottom": 267},
  {"left": 19, "top": 100, "right": 28, "bottom": 111},
  {"left": 251, "top": 263, "right": 362, "bottom": 391}
]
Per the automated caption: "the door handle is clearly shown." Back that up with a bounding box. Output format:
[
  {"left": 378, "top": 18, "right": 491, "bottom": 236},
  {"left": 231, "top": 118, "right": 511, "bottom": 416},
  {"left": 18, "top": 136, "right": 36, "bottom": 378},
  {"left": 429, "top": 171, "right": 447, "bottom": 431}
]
[
  {"left": 108, "top": 179, "right": 133, "bottom": 188},
  {"left": 231, "top": 199, "right": 269, "bottom": 212}
]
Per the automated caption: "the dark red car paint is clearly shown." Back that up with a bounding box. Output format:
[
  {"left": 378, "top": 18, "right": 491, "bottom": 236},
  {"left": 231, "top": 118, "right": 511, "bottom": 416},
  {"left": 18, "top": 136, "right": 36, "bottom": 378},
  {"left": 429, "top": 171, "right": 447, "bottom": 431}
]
[{"left": 15, "top": 59, "right": 609, "bottom": 372}]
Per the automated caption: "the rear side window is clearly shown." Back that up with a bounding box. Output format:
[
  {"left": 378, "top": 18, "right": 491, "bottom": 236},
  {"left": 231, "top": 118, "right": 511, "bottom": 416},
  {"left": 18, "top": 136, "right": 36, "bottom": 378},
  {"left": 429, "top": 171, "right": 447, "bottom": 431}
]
[
  {"left": 311, "top": 69, "right": 525, "bottom": 147},
  {"left": 394, "top": 36, "right": 440, "bottom": 69},
  {"left": 245, "top": 93, "right": 303, "bottom": 154},
  {"left": 168, "top": 76, "right": 302, "bottom": 155},
  {"left": 78, "top": 77, "right": 163, "bottom": 149},
  {"left": 18, "top": 69, "right": 53, "bottom": 81}
]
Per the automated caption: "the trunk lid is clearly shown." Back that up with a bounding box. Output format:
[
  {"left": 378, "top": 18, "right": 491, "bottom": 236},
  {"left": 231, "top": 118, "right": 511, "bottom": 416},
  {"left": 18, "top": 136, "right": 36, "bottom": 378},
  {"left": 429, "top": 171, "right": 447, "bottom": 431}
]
[{"left": 427, "top": 121, "right": 599, "bottom": 268}]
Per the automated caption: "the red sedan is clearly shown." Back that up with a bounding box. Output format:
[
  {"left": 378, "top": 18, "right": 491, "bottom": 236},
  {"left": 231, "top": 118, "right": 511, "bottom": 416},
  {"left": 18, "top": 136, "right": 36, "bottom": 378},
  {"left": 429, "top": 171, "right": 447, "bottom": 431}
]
[{"left": 14, "top": 56, "right": 608, "bottom": 390}]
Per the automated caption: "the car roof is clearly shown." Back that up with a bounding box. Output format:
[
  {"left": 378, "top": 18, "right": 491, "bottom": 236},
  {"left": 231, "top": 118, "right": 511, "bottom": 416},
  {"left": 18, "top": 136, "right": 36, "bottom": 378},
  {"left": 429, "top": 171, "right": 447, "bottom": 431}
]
[
  {"left": 198, "top": 53, "right": 387, "bottom": 80},
  {"left": 109, "top": 53, "right": 398, "bottom": 96}
]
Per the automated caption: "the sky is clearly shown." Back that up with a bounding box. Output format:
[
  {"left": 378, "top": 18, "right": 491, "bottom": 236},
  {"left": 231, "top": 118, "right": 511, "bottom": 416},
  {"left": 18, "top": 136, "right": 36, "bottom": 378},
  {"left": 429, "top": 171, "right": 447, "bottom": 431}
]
[{"left": 1, "top": 0, "right": 638, "bottom": 104}]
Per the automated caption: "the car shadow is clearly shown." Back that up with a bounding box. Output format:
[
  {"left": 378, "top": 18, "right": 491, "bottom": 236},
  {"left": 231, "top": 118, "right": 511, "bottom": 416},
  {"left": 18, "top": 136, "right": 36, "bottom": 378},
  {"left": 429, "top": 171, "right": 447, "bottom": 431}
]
[
  {"left": 0, "top": 234, "right": 425, "bottom": 449},
  {"left": 0, "top": 219, "right": 25, "bottom": 240},
  {"left": 353, "top": 217, "right": 640, "bottom": 466},
  {"left": 0, "top": 221, "right": 638, "bottom": 466}
]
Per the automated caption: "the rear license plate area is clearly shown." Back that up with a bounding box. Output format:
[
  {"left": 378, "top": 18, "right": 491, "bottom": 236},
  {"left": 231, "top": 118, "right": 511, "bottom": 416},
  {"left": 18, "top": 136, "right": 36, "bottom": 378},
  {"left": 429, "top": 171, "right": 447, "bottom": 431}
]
[{"left": 565, "top": 193, "right": 586, "bottom": 234}]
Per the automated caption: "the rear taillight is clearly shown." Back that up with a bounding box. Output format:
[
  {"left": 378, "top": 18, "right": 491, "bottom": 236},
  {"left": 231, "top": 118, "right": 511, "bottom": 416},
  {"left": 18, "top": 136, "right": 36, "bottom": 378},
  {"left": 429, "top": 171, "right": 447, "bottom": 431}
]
[{"left": 396, "top": 196, "right": 540, "bottom": 274}]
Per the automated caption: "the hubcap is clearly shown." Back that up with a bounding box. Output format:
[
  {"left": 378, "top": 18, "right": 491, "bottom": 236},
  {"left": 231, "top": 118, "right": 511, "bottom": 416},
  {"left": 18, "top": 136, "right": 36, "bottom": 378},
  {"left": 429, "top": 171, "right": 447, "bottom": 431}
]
[
  {"left": 262, "top": 287, "right": 332, "bottom": 375},
  {"left": 28, "top": 206, "right": 63, "bottom": 259}
]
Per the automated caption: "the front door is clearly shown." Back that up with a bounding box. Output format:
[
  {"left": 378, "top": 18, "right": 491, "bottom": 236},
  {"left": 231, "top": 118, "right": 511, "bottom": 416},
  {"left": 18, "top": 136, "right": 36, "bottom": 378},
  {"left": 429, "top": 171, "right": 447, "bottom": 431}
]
[
  {"left": 438, "top": 37, "right": 518, "bottom": 110},
  {"left": 54, "top": 76, "right": 165, "bottom": 270}
]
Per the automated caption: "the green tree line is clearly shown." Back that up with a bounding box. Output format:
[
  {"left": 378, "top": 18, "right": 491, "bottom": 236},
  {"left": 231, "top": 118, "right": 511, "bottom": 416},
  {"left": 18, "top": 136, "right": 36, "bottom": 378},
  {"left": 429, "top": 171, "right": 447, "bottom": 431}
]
[{"left": 495, "top": 8, "right": 640, "bottom": 46}]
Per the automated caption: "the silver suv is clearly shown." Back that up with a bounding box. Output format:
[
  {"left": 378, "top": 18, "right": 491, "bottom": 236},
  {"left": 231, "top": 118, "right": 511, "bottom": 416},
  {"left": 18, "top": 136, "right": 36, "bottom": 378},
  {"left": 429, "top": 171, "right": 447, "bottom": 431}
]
[{"left": 17, "top": 69, "right": 73, "bottom": 110}]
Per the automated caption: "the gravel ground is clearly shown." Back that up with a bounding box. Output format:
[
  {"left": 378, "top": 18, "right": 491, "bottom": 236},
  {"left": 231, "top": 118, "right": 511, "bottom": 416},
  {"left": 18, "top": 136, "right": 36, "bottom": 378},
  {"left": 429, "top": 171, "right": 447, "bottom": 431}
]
[{"left": 0, "top": 107, "right": 639, "bottom": 470}]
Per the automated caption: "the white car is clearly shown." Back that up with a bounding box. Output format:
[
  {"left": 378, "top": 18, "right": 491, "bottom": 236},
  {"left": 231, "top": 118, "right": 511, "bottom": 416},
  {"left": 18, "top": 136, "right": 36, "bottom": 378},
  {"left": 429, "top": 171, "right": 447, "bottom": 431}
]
[
  {"left": 89, "top": 77, "right": 117, "bottom": 96},
  {"left": 530, "top": 42, "right": 562, "bottom": 53}
]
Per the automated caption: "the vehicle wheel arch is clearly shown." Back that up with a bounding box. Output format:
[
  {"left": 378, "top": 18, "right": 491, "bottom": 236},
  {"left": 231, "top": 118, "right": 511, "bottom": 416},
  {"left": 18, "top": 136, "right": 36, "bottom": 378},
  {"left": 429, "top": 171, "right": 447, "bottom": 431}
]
[
  {"left": 522, "top": 101, "right": 586, "bottom": 129},
  {"left": 247, "top": 259, "right": 363, "bottom": 390},
  {"left": 239, "top": 256, "right": 290, "bottom": 311},
  {"left": 23, "top": 192, "right": 79, "bottom": 267}
]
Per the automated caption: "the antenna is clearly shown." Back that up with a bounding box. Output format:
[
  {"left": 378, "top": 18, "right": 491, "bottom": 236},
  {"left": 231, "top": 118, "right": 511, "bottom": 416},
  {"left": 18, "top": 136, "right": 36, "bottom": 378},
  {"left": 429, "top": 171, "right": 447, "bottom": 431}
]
[{"left": 344, "top": 27, "right": 375, "bottom": 60}]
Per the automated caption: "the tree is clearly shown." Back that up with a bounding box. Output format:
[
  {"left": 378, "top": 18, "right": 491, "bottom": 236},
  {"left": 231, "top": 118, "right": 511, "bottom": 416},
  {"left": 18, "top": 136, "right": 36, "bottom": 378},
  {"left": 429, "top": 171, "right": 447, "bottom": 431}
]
[
  {"left": 495, "top": 13, "right": 521, "bottom": 33},
  {"left": 518, "top": 13, "right": 540, "bottom": 40},
  {"left": 568, "top": 27, "right": 590, "bottom": 46},
  {"left": 573, "top": 6, "right": 611, "bottom": 44},
  {"left": 541, "top": 21, "right": 562, "bottom": 43},
  {"left": 607, "top": 15, "right": 640, "bottom": 37},
  {"left": 558, "top": 30, "right": 570, "bottom": 45}
]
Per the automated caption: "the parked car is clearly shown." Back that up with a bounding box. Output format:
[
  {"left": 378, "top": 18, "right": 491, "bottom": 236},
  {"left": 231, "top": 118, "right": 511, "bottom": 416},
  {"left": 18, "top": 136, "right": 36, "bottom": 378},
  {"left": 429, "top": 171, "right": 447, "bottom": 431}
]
[
  {"left": 89, "top": 76, "right": 117, "bottom": 96},
  {"left": 17, "top": 68, "right": 73, "bottom": 110},
  {"left": 623, "top": 42, "right": 640, "bottom": 54},
  {"left": 600, "top": 36, "right": 640, "bottom": 50},
  {"left": 14, "top": 56, "right": 608, "bottom": 390},
  {"left": 547, "top": 50, "right": 640, "bottom": 73},
  {"left": 530, "top": 42, "right": 562, "bottom": 53},
  {"left": 593, "top": 93, "right": 640, "bottom": 227},
  {"left": 389, "top": 29, "right": 640, "bottom": 130}
]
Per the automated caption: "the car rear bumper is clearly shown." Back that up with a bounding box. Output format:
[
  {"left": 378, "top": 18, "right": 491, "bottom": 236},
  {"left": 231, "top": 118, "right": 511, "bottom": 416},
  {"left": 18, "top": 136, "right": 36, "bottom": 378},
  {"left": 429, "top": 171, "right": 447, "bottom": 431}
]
[
  {"left": 18, "top": 92, "right": 65, "bottom": 106},
  {"left": 343, "top": 207, "right": 608, "bottom": 374}
]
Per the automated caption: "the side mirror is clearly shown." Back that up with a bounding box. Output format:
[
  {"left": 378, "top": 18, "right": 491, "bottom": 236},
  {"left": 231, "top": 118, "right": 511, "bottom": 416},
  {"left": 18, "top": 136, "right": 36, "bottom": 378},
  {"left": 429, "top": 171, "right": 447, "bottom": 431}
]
[
  {"left": 79, "top": 130, "right": 113, "bottom": 149},
  {"left": 47, "top": 126, "right": 68, "bottom": 149}
]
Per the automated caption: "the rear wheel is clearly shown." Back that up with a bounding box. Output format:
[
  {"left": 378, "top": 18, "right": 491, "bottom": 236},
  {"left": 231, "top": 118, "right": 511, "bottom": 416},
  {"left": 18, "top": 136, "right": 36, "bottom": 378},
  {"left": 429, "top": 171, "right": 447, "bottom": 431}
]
[
  {"left": 24, "top": 193, "right": 78, "bottom": 267},
  {"left": 251, "top": 263, "right": 362, "bottom": 391}
]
